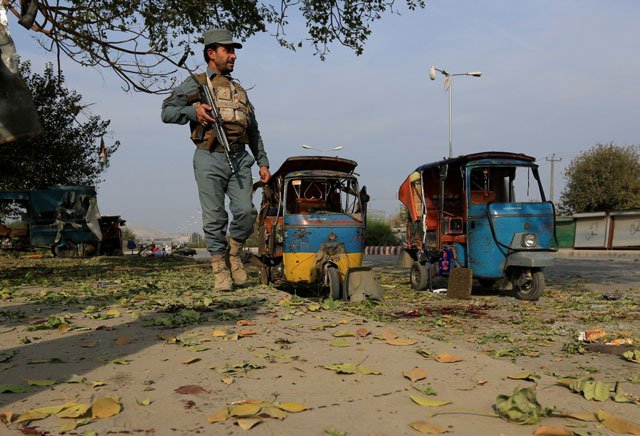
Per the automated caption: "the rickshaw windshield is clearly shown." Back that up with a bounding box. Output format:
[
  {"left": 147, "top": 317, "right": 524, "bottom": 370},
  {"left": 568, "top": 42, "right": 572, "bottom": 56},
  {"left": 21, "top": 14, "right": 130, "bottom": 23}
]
[
  {"left": 469, "top": 164, "right": 545, "bottom": 204},
  {"left": 284, "top": 176, "right": 362, "bottom": 217}
]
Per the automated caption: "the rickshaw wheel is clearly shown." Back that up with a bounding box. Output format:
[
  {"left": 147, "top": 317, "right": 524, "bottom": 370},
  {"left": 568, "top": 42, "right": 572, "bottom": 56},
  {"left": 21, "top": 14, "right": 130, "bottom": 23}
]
[
  {"left": 258, "top": 265, "right": 270, "bottom": 285},
  {"left": 513, "top": 268, "right": 544, "bottom": 301},
  {"left": 53, "top": 241, "right": 76, "bottom": 258},
  {"left": 410, "top": 262, "right": 430, "bottom": 291},
  {"left": 327, "top": 267, "right": 341, "bottom": 300}
]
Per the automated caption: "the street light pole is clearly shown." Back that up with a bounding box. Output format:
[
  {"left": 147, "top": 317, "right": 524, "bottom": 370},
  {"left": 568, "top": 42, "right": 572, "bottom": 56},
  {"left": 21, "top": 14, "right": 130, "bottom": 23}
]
[{"left": 429, "top": 67, "right": 482, "bottom": 158}]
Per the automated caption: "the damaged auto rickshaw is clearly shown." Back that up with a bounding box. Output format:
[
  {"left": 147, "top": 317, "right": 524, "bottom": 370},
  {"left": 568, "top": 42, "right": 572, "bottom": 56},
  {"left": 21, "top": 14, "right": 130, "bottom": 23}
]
[
  {"left": 398, "top": 152, "right": 557, "bottom": 300},
  {"left": 253, "top": 156, "right": 383, "bottom": 301}
]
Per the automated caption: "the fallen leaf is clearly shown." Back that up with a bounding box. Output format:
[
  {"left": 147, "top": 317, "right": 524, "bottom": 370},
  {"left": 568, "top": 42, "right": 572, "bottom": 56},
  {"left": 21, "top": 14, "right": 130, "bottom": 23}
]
[
  {"left": 91, "top": 397, "right": 122, "bottom": 419},
  {"left": 57, "top": 324, "right": 70, "bottom": 333},
  {"left": 236, "top": 320, "right": 256, "bottom": 326},
  {"left": 26, "top": 379, "right": 56, "bottom": 387},
  {"left": 435, "top": 354, "right": 462, "bottom": 363},
  {"left": 410, "top": 395, "right": 451, "bottom": 407},
  {"left": 0, "top": 411, "right": 13, "bottom": 424},
  {"left": 238, "top": 329, "right": 257, "bottom": 337},
  {"left": 358, "top": 365, "right": 382, "bottom": 375},
  {"left": 56, "top": 402, "right": 90, "bottom": 418},
  {"left": 237, "top": 418, "right": 262, "bottom": 430},
  {"left": 91, "top": 381, "right": 106, "bottom": 388},
  {"left": 532, "top": 425, "right": 572, "bottom": 436},
  {"left": 622, "top": 350, "right": 640, "bottom": 364},
  {"left": 596, "top": 409, "right": 640, "bottom": 435},
  {"left": 136, "top": 398, "right": 152, "bottom": 406},
  {"left": 403, "top": 368, "right": 428, "bottom": 382},
  {"left": 208, "top": 408, "right": 229, "bottom": 423},
  {"left": 175, "top": 385, "right": 207, "bottom": 395},
  {"left": 65, "top": 374, "right": 86, "bottom": 384},
  {"left": 376, "top": 331, "right": 398, "bottom": 341},
  {"left": 562, "top": 411, "right": 598, "bottom": 422},
  {"left": 229, "top": 403, "right": 262, "bottom": 417},
  {"left": 212, "top": 330, "right": 227, "bottom": 337},
  {"left": 16, "top": 405, "right": 66, "bottom": 423},
  {"left": 307, "top": 304, "right": 321, "bottom": 312},
  {"left": 260, "top": 406, "right": 287, "bottom": 419},
  {"left": 507, "top": 372, "right": 540, "bottom": 382},
  {"left": 416, "top": 349, "right": 433, "bottom": 358},
  {"left": 1, "top": 383, "right": 31, "bottom": 394},
  {"left": 332, "top": 331, "right": 355, "bottom": 337},
  {"left": 324, "top": 363, "right": 358, "bottom": 374},
  {"left": 277, "top": 402, "right": 307, "bottom": 412},
  {"left": 105, "top": 308, "right": 121, "bottom": 318},
  {"left": 356, "top": 327, "right": 371, "bottom": 337},
  {"left": 221, "top": 377, "right": 234, "bottom": 385},
  {"left": 115, "top": 336, "right": 132, "bottom": 345},
  {"left": 330, "top": 339, "right": 351, "bottom": 347},
  {"left": 495, "top": 387, "right": 552, "bottom": 425},
  {"left": 110, "top": 358, "right": 130, "bottom": 365},
  {"left": 183, "top": 357, "right": 201, "bottom": 365},
  {"left": 386, "top": 338, "right": 418, "bottom": 346},
  {"left": 409, "top": 421, "right": 448, "bottom": 433}
]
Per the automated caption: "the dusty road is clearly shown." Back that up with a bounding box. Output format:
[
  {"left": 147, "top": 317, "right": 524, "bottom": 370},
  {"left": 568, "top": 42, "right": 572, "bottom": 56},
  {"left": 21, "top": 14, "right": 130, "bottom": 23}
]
[{"left": 0, "top": 253, "right": 639, "bottom": 435}]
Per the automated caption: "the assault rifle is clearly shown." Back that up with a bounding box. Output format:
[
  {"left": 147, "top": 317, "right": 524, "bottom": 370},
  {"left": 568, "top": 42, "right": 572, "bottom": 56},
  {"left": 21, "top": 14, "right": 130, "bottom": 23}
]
[
  {"left": 176, "top": 49, "right": 237, "bottom": 174},
  {"left": 190, "top": 74, "right": 237, "bottom": 174}
]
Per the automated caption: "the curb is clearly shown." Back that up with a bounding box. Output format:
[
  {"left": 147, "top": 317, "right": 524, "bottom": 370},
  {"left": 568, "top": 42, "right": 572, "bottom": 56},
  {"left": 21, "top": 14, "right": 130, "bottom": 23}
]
[{"left": 364, "top": 246, "right": 403, "bottom": 256}]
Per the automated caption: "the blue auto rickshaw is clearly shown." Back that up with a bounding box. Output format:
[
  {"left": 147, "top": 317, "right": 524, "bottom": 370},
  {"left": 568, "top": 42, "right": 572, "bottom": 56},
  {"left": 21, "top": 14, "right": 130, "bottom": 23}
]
[
  {"left": 254, "top": 156, "right": 382, "bottom": 301},
  {"left": 398, "top": 152, "right": 556, "bottom": 300}
]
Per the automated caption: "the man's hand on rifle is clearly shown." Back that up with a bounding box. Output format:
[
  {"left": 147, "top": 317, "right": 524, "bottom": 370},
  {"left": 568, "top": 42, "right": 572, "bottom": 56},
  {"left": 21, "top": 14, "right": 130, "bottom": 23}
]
[{"left": 196, "top": 105, "right": 217, "bottom": 125}]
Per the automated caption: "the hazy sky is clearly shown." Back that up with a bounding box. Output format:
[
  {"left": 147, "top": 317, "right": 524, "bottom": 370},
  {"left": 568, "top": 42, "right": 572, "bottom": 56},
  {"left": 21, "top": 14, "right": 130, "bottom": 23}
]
[{"left": 8, "top": 0, "right": 640, "bottom": 234}]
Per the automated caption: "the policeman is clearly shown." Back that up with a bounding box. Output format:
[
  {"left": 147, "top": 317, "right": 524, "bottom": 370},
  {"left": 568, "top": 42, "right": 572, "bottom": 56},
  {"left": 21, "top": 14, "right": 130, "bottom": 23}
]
[{"left": 161, "top": 28, "right": 271, "bottom": 291}]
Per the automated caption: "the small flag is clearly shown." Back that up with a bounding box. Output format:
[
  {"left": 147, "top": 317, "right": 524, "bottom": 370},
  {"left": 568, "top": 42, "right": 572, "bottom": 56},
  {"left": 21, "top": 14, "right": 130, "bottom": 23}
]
[{"left": 99, "top": 137, "right": 109, "bottom": 168}]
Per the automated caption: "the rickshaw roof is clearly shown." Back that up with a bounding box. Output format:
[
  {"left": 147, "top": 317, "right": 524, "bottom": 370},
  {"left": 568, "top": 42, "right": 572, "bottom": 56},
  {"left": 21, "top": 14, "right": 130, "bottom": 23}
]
[
  {"left": 271, "top": 156, "right": 358, "bottom": 180},
  {"left": 414, "top": 151, "right": 536, "bottom": 173},
  {"left": 284, "top": 169, "right": 356, "bottom": 180}
]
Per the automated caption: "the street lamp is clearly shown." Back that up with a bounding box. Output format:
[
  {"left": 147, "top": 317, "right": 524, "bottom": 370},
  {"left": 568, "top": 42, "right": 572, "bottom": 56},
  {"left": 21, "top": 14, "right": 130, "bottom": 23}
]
[
  {"left": 429, "top": 66, "right": 482, "bottom": 158},
  {"left": 301, "top": 144, "right": 343, "bottom": 153}
]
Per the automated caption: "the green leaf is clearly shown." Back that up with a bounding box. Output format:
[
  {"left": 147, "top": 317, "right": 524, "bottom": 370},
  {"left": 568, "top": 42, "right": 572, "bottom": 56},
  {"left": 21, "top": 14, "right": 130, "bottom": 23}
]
[
  {"left": 622, "top": 350, "right": 640, "bottom": 363},
  {"left": 495, "top": 387, "right": 552, "bottom": 425},
  {"left": 324, "top": 363, "right": 357, "bottom": 374},
  {"left": 568, "top": 377, "right": 614, "bottom": 401},
  {"left": 0, "top": 384, "right": 31, "bottom": 393},
  {"left": 330, "top": 339, "right": 351, "bottom": 347},
  {"left": 26, "top": 379, "right": 56, "bottom": 387}
]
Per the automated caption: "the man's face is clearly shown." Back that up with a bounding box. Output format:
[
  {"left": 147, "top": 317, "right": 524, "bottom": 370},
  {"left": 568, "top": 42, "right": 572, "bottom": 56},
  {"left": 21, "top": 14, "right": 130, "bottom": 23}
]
[{"left": 208, "top": 45, "right": 236, "bottom": 74}]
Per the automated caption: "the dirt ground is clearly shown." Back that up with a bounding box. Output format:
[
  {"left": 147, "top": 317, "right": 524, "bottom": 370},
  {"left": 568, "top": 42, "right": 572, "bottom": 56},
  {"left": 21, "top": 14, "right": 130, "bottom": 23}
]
[{"left": 0, "top": 253, "right": 639, "bottom": 435}]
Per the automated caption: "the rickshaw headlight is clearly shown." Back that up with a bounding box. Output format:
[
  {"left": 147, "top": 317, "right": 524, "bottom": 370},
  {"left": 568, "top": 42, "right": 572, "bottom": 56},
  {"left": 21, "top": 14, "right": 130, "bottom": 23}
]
[{"left": 521, "top": 233, "right": 537, "bottom": 248}]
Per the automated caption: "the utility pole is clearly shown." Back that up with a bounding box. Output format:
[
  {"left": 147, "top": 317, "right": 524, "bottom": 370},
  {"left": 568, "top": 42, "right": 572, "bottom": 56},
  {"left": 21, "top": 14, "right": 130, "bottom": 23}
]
[{"left": 545, "top": 153, "right": 562, "bottom": 203}]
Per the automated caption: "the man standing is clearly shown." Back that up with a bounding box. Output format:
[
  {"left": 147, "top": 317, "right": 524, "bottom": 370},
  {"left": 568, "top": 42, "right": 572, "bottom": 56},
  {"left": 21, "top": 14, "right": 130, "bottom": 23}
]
[{"left": 161, "top": 29, "right": 271, "bottom": 291}]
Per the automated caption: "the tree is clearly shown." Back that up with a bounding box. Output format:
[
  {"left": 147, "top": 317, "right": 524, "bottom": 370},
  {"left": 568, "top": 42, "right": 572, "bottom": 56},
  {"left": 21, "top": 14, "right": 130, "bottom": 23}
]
[
  {"left": 365, "top": 219, "right": 399, "bottom": 246},
  {"left": 3, "top": 0, "right": 425, "bottom": 93},
  {"left": 0, "top": 61, "right": 119, "bottom": 190},
  {"left": 560, "top": 143, "right": 640, "bottom": 213}
]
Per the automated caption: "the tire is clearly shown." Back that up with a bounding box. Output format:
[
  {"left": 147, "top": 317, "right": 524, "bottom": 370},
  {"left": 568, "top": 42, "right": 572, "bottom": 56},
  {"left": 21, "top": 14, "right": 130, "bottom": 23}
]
[
  {"left": 258, "top": 265, "right": 270, "bottom": 285},
  {"left": 410, "top": 261, "right": 430, "bottom": 291},
  {"left": 53, "top": 241, "right": 76, "bottom": 258},
  {"left": 513, "top": 268, "right": 544, "bottom": 301},
  {"left": 327, "top": 267, "right": 341, "bottom": 300}
]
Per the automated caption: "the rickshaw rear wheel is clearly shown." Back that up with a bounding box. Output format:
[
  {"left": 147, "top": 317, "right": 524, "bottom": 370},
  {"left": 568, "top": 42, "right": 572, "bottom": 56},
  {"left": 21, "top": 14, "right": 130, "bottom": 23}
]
[
  {"left": 258, "top": 265, "right": 270, "bottom": 285},
  {"left": 410, "top": 262, "right": 430, "bottom": 291},
  {"left": 52, "top": 241, "right": 76, "bottom": 258},
  {"left": 513, "top": 268, "right": 544, "bottom": 301},
  {"left": 327, "top": 267, "right": 341, "bottom": 300}
]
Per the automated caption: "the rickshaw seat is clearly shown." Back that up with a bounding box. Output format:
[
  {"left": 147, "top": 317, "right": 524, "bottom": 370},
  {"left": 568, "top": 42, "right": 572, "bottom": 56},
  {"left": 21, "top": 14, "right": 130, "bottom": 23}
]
[
  {"left": 296, "top": 198, "right": 326, "bottom": 213},
  {"left": 441, "top": 235, "right": 467, "bottom": 244}
]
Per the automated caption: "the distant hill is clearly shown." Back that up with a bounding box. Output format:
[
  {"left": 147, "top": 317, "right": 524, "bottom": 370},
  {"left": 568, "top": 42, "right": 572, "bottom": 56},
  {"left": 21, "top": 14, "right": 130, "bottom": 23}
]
[{"left": 124, "top": 222, "right": 174, "bottom": 242}]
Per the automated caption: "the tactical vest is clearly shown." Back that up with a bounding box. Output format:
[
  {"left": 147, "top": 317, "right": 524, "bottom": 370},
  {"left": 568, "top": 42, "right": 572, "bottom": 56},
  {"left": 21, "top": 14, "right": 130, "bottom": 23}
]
[{"left": 187, "top": 73, "right": 253, "bottom": 151}]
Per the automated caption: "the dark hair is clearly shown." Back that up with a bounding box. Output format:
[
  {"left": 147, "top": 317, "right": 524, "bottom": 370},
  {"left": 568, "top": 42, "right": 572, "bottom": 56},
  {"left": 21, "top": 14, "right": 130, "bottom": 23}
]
[{"left": 203, "top": 43, "right": 220, "bottom": 63}]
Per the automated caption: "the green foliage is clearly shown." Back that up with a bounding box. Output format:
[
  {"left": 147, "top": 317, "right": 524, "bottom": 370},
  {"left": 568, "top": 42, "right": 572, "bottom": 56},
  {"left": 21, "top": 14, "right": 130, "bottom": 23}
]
[
  {"left": 495, "top": 387, "right": 553, "bottom": 425},
  {"left": 560, "top": 143, "right": 640, "bottom": 213},
  {"left": 6, "top": 1, "right": 426, "bottom": 93},
  {"left": 0, "top": 62, "right": 119, "bottom": 190},
  {"left": 365, "top": 220, "right": 399, "bottom": 246}
]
